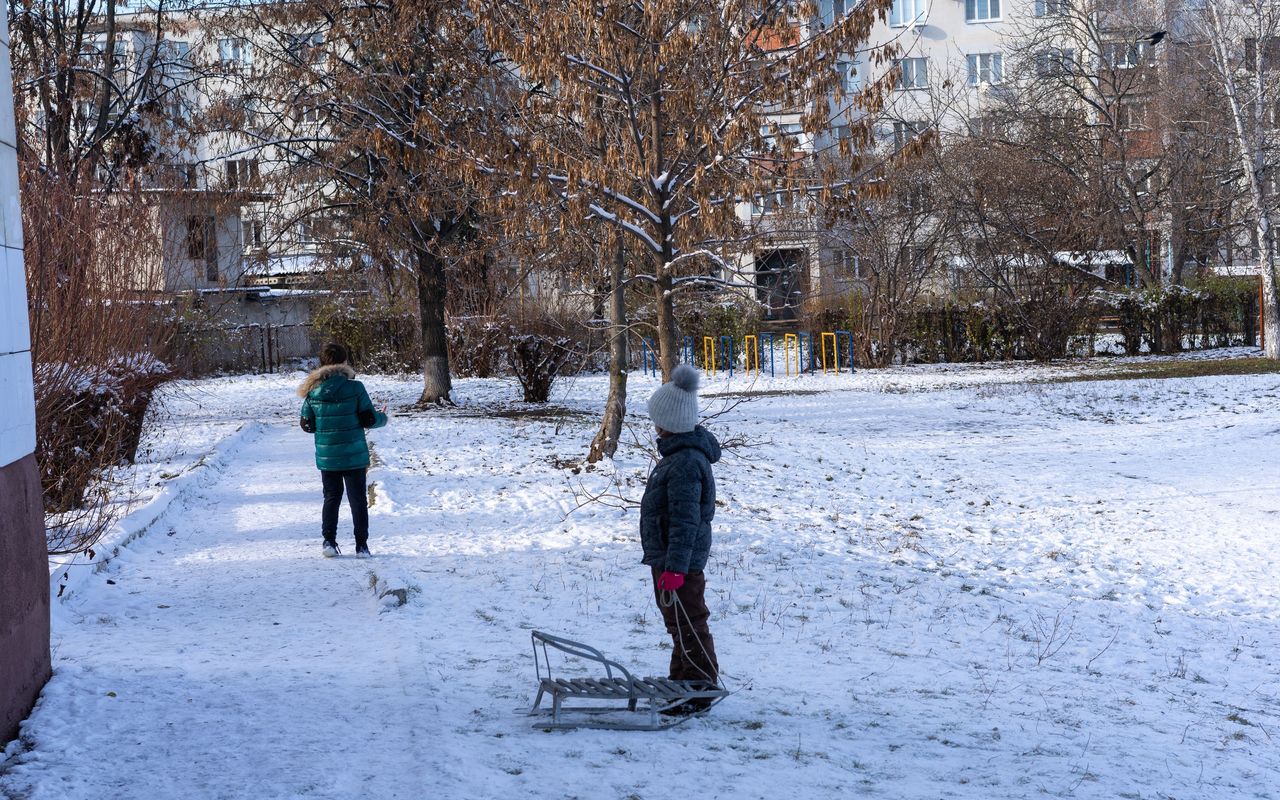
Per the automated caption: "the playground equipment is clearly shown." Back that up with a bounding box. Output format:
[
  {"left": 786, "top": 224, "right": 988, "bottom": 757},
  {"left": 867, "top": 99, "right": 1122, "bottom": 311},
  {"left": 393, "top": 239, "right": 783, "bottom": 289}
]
[
  {"left": 836, "top": 330, "right": 856, "bottom": 374},
  {"left": 640, "top": 338, "right": 660, "bottom": 377},
  {"left": 759, "top": 332, "right": 776, "bottom": 376},
  {"left": 653, "top": 330, "right": 855, "bottom": 379},
  {"left": 529, "top": 630, "right": 729, "bottom": 731},
  {"left": 743, "top": 335, "right": 761, "bottom": 376},
  {"left": 783, "top": 333, "right": 801, "bottom": 376},
  {"left": 819, "top": 330, "right": 856, "bottom": 374}
]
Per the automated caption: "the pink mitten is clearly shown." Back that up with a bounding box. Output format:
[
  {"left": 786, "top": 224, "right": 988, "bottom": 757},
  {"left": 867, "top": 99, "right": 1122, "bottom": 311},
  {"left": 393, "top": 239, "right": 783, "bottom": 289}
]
[{"left": 657, "top": 571, "right": 685, "bottom": 591}]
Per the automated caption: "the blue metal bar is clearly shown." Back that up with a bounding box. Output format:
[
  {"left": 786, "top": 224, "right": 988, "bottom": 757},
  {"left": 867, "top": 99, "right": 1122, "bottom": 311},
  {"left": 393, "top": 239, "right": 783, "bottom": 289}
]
[
  {"left": 681, "top": 336, "right": 694, "bottom": 366},
  {"left": 719, "top": 335, "right": 735, "bottom": 377},
  {"left": 835, "top": 330, "right": 855, "bottom": 374},
  {"left": 641, "top": 338, "right": 658, "bottom": 377},
  {"left": 759, "top": 332, "right": 775, "bottom": 376}
]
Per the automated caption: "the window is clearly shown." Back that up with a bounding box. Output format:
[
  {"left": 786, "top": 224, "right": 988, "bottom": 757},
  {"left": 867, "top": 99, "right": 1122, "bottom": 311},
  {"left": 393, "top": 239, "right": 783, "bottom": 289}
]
[
  {"left": 233, "top": 94, "right": 263, "bottom": 127},
  {"left": 287, "top": 32, "right": 325, "bottom": 65},
  {"left": 1034, "top": 0, "right": 1069, "bottom": 15},
  {"left": 836, "top": 60, "right": 859, "bottom": 93},
  {"left": 177, "top": 164, "right": 197, "bottom": 189},
  {"left": 218, "top": 38, "right": 252, "bottom": 68},
  {"left": 832, "top": 124, "right": 851, "bottom": 143},
  {"left": 168, "top": 94, "right": 193, "bottom": 123},
  {"left": 294, "top": 102, "right": 325, "bottom": 125},
  {"left": 1117, "top": 100, "right": 1149, "bottom": 130},
  {"left": 967, "top": 53, "right": 1003, "bottom": 85},
  {"left": 832, "top": 249, "right": 863, "bottom": 281},
  {"left": 890, "top": 0, "right": 927, "bottom": 27},
  {"left": 761, "top": 121, "right": 803, "bottom": 151},
  {"left": 1104, "top": 40, "right": 1154, "bottom": 69},
  {"left": 895, "top": 57, "right": 928, "bottom": 89},
  {"left": 891, "top": 120, "right": 928, "bottom": 148},
  {"left": 224, "top": 159, "right": 260, "bottom": 189},
  {"left": 296, "top": 219, "right": 318, "bottom": 245},
  {"left": 110, "top": 40, "right": 128, "bottom": 72},
  {"left": 242, "top": 218, "right": 265, "bottom": 252},
  {"left": 185, "top": 216, "right": 218, "bottom": 281},
  {"left": 832, "top": 0, "right": 848, "bottom": 20},
  {"left": 968, "top": 115, "right": 1004, "bottom": 138},
  {"left": 1035, "top": 48, "right": 1075, "bottom": 77},
  {"left": 163, "top": 40, "right": 191, "bottom": 79},
  {"left": 753, "top": 188, "right": 794, "bottom": 216},
  {"left": 966, "top": 0, "right": 1000, "bottom": 22}
]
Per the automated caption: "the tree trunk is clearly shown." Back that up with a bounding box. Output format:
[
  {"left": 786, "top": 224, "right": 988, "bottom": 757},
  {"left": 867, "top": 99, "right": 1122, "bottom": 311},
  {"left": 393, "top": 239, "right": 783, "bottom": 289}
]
[
  {"left": 588, "top": 239, "right": 628, "bottom": 463},
  {"left": 654, "top": 274, "right": 678, "bottom": 381},
  {"left": 416, "top": 247, "right": 454, "bottom": 404},
  {"left": 1260, "top": 221, "right": 1280, "bottom": 359}
]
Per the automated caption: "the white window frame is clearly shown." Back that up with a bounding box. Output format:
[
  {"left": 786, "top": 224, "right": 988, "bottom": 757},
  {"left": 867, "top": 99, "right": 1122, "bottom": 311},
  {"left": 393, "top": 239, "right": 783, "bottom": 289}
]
[
  {"left": 965, "top": 0, "right": 1001, "bottom": 22},
  {"left": 242, "top": 218, "right": 266, "bottom": 252},
  {"left": 1117, "top": 100, "right": 1149, "bottom": 130},
  {"left": 832, "top": 249, "right": 864, "bottom": 282},
  {"left": 890, "top": 0, "right": 927, "bottom": 28},
  {"left": 836, "top": 60, "right": 859, "bottom": 93},
  {"left": 1034, "top": 0, "right": 1069, "bottom": 16},
  {"left": 891, "top": 120, "right": 928, "bottom": 148},
  {"left": 165, "top": 40, "right": 192, "bottom": 80},
  {"left": 218, "top": 37, "right": 252, "bottom": 68},
  {"left": 966, "top": 53, "right": 1003, "bottom": 85},
  {"left": 895, "top": 57, "right": 929, "bottom": 90},
  {"left": 1104, "top": 40, "right": 1153, "bottom": 69},
  {"left": 1035, "top": 48, "right": 1075, "bottom": 78}
]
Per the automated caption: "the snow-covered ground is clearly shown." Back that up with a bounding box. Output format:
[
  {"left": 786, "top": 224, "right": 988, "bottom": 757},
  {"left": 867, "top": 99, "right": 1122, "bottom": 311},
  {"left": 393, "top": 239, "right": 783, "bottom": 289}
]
[{"left": 3, "top": 353, "right": 1279, "bottom": 800}]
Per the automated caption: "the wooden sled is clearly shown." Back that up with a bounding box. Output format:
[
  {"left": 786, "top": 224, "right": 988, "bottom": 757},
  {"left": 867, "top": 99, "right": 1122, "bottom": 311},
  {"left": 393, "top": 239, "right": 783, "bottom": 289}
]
[{"left": 529, "top": 630, "right": 729, "bottom": 731}]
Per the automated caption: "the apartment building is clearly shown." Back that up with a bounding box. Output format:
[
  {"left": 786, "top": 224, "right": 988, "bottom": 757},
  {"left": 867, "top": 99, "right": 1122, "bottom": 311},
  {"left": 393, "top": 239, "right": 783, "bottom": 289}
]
[
  {"left": 92, "top": 2, "right": 1223, "bottom": 321},
  {"left": 741, "top": 0, "right": 1211, "bottom": 320}
]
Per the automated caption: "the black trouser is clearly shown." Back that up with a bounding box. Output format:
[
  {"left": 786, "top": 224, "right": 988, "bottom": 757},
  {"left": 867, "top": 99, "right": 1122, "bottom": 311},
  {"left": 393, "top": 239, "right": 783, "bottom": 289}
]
[
  {"left": 651, "top": 567, "right": 720, "bottom": 685},
  {"left": 321, "top": 468, "right": 368, "bottom": 546}
]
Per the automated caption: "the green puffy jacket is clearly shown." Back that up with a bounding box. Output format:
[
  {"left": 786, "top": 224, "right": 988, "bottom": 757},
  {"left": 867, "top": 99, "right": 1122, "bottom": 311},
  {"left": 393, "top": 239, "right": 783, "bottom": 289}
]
[{"left": 298, "top": 365, "right": 387, "bottom": 471}]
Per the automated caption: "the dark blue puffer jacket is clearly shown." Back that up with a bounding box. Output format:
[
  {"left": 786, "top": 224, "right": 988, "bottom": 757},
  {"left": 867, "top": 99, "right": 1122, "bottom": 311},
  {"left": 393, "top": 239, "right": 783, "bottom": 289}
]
[{"left": 639, "top": 426, "right": 720, "bottom": 574}]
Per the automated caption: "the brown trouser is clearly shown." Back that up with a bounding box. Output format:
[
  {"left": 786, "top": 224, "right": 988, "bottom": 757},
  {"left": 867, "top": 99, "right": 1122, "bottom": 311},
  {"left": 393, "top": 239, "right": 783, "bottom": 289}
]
[{"left": 651, "top": 567, "right": 720, "bottom": 685}]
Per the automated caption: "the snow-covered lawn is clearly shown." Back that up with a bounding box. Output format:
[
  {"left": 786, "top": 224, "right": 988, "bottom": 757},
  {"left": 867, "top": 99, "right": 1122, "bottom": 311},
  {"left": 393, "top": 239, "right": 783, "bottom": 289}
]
[{"left": 3, "top": 353, "right": 1279, "bottom": 799}]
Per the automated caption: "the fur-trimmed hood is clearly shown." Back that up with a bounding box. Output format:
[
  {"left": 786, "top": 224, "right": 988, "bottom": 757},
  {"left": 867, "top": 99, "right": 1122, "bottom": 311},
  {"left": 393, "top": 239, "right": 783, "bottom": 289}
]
[{"left": 298, "top": 364, "right": 356, "bottom": 398}]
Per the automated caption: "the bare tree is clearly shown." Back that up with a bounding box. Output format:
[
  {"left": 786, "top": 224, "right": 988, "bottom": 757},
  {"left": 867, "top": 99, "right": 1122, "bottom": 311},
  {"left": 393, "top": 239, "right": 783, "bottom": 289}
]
[
  {"left": 10, "top": 0, "right": 206, "bottom": 187},
  {"left": 1186, "top": 1, "right": 1280, "bottom": 358}
]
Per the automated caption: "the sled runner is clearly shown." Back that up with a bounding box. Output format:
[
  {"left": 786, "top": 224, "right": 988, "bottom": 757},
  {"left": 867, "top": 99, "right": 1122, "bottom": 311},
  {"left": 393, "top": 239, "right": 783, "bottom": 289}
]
[{"left": 529, "top": 630, "right": 729, "bottom": 731}]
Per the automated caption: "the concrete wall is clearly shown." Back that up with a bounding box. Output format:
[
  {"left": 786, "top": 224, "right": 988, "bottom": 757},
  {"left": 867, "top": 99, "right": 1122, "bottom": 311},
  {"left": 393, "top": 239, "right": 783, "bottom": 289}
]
[{"left": 0, "top": 19, "right": 50, "bottom": 745}]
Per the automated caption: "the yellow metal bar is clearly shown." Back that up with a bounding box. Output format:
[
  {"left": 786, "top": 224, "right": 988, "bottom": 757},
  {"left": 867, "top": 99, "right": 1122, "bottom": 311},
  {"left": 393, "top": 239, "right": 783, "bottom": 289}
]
[
  {"left": 743, "top": 335, "right": 760, "bottom": 375},
  {"left": 703, "top": 336, "right": 717, "bottom": 376},
  {"left": 783, "top": 333, "right": 799, "bottom": 377},
  {"left": 821, "top": 332, "right": 837, "bottom": 374}
]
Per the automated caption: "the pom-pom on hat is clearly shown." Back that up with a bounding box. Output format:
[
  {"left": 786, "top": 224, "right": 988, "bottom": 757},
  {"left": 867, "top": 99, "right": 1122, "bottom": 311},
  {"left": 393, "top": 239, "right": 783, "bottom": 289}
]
[{"left": 647, "top": 364, "right": 701, "bottom": 433}]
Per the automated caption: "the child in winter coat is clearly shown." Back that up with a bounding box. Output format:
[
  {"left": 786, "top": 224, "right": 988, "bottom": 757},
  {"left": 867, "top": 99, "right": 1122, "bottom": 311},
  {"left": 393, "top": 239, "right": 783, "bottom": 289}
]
[
  {"left": 640, "top": 364, "right": 721, "bottom": 706},
  {"left": 299, "top": 342, "right": 387, "bottom": 558}
]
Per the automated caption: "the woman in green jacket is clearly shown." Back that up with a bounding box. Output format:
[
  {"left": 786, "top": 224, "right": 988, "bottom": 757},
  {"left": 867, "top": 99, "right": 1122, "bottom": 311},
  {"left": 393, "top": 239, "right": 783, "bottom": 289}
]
[{"left": 299, "top": 342, "right": 387, "bottom": 558}]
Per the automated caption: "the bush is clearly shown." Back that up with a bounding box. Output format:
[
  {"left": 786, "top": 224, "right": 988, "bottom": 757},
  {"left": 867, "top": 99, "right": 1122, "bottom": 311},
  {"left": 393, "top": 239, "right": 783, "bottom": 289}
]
[
  {"left": 22, "top": 168, "right": 179, "bottom": 555},
  {"left": 311, "top": 295, "right": 421, "bottom": 373},
  {"left": 448, "top": 317, "right": 513, "bottom": 377},
  {"left": 1098, "top": 278, "right": 1257, "bottom": 355},
  {"left": 507, "top": 334, "right": 575, "bottom": 402}
]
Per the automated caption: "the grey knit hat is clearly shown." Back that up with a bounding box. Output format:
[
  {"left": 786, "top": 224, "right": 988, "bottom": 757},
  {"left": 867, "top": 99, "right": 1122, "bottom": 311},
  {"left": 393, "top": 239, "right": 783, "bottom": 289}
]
[{"left": 647, "top": 364, "right": 701, "bottom": 433}]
